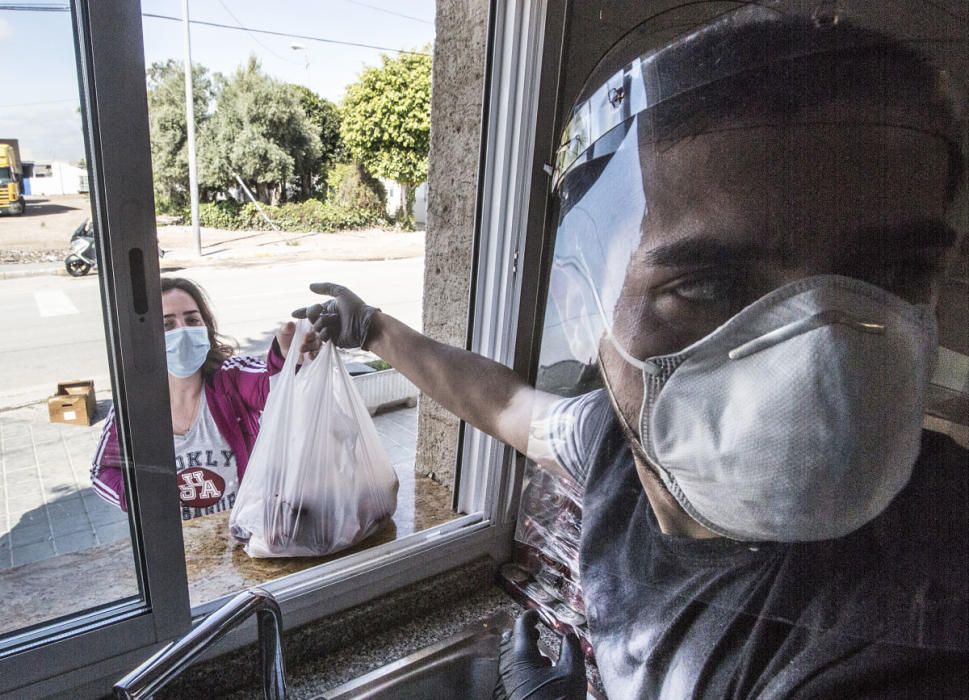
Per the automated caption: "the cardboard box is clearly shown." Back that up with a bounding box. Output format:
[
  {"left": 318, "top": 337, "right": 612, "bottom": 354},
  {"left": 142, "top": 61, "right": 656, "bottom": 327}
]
[{"left": 48, "top": 380, "right": 97, "bottom": 426}]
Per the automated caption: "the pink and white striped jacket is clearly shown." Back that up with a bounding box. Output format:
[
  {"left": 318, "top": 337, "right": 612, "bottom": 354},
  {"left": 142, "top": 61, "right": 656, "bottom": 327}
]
[{"left": 90, "top": 344, "right": 285, "bottom": 511}]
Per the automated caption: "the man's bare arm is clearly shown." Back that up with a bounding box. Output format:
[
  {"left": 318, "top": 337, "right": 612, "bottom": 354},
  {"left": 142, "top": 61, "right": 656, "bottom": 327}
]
[
  {"left": 295, "top": 283, "right": 555, "bottom": 456},
  {"left": 369, "top": 312, "right": 556, "bottom": 455}
]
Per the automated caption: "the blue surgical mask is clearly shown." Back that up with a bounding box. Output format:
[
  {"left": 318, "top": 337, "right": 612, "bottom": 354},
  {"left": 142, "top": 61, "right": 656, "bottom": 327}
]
[{"left": 165, "top": 326, "right": 211, "bottom": 378}]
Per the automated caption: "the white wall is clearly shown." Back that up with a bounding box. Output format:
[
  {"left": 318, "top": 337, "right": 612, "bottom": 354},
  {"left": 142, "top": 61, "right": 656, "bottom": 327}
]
[
  {"left": 380, "top": 179, "right": 428, "bottom": 227},
  {"left": 26, "top": 161, "right": 88, "bottom": 196}
]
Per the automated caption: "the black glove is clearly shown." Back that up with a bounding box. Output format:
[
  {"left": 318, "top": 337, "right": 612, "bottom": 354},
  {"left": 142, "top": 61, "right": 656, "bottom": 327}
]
[
  {"left": 292, "top": 282, "right": 380, "bottom": 350},
  {"left": 495, "top": 610, "right": 586, "bottom": 700}
]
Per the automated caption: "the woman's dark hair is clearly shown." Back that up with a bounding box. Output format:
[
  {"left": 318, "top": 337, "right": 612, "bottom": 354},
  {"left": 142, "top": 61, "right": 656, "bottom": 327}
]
[{"left": 161, "top": 277, "right": 235, "bottom": 380}]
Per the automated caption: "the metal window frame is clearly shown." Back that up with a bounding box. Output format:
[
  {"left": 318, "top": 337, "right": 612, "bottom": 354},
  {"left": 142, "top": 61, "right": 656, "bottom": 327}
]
[
  {"left": 0, "top": 0, "right": 193, "bottom": 695},
  {"left": 458, "top": 0, "right": 550, "bottom": 525},
  {"left": 0, "top": 0, "right": 554, "bottom": 694},
  {"left": 184, "top": 0, "right": 554, "bottom": 637}
]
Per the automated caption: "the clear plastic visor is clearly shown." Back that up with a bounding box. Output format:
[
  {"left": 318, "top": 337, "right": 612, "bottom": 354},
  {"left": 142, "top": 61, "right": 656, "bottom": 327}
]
[
  {"left": 550, "top": 112, "right": 964, "bottom": 369},
  {"left": 528, "top": 1, "right": 969, "bottom": 654}
]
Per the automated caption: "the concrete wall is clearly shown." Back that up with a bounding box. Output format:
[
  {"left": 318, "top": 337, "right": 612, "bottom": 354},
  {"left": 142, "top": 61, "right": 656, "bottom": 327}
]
[{"left": 415, "top": 0, "right": 489, "bottom": 489}]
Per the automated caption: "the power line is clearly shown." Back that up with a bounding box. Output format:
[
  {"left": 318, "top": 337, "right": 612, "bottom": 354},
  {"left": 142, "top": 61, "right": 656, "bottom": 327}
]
[
  {"left": 141, "top": 12, "right": 431, "bottom": 56},
  {"left": 341, "top": 0, "right": 433, "bottom": 25},
  {"left": 0, "top": 5, "right": 433, "bottom": 57},
  {"left": 213, "top": 0, "right": 302, "bottom": 65}
]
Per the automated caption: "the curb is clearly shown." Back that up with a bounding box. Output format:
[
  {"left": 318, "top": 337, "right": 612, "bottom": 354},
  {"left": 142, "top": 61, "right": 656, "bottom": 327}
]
[
  {"left": 0, "top": 249, "right": 425, "bottom": 280},
  {"left": 2, "top": 229, "right": 426, "bottom": 280},
  {"left": 0, "top": 265, "right": 65, "bottom": 280}
]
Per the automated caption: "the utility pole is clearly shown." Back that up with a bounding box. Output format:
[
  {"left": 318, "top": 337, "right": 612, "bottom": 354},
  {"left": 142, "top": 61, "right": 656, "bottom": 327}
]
[{"left": 183, "top": 0, "right": 201, "bottom": 256}]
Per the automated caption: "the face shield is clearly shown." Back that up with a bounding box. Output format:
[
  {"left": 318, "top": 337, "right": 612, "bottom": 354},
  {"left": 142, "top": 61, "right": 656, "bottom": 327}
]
[{"left": 526, "top": 0, "right": 968, "bottom": 657}]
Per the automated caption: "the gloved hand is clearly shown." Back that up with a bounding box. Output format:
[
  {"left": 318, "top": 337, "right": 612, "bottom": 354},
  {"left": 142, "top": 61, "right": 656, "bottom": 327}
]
[
  {"left": 292, "top": 282, "right": 380, "bottom": 350},
  {"left": 494, "top": 610, "right": 586, "bottom": 700}
]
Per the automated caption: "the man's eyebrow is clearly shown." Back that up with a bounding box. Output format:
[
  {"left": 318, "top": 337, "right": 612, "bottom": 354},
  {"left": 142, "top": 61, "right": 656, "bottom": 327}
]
[
  {"left": 642, "top": 221, "right": 958, "bottom": 268},
  {"left": 640, "top": 237, "right": 774, "bottom": 267}
]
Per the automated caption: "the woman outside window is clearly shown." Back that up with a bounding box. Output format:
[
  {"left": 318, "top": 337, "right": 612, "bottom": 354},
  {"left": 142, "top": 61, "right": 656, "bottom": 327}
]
[{"left": 91, "top": 277, "right": 320, "bottom": 520}]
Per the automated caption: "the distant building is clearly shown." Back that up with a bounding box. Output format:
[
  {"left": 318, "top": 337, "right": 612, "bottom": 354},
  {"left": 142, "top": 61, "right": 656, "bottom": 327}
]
[
  {"left": 23, "top": 160, "right": 89, "bottom": 196},
  {"left": 379, "top": 179, "right": 427, "bottom": 227}
]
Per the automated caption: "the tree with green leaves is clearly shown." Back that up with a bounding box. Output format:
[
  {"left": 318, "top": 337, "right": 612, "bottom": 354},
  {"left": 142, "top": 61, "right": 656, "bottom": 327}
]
[
  {"left": 198, "top": 57, "right": 321, "bottom": 204},
  {"left": 340, "top": 49, "right": 431, "bottom": 226},
  {"left": 146, "top": 60, "right": 213, "bottom": 211},
  {"left": 288, "top": 85, "right": 344, "bottom": 199}
]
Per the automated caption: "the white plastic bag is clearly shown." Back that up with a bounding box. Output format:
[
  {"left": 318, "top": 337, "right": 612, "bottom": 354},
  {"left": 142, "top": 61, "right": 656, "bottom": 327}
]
[{"left": 229, "top": 320, "right": 398, "bottom": 557}]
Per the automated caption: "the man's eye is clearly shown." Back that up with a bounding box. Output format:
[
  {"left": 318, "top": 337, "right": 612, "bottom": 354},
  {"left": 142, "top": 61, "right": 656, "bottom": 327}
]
[{"left": 671, "top": 275, "right": 738, "bottom": 302}]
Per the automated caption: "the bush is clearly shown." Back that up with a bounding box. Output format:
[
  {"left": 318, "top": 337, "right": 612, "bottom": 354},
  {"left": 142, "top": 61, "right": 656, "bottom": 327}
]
[
  {"left": 327, "top": 163, "right": 386, "bottom": 216},
  {"left": 198, "top": 200, "right": 243, "bottom": 229},
  {"left": 154, "top": 196, "right": 184, "bottom": 218},
  {"left": 167, "top": 194, "right": 388, "bottom": 233}
]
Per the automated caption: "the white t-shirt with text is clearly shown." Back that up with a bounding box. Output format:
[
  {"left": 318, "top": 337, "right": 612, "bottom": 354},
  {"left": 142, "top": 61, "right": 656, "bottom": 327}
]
[{"left": 173, "top": 388, "right": 237, "bottom": 521}]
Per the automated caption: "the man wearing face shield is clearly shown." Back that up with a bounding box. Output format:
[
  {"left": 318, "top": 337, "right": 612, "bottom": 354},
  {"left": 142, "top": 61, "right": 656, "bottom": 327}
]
[{"left": 296, "top": 2, "right": 968, "bottom": 697}]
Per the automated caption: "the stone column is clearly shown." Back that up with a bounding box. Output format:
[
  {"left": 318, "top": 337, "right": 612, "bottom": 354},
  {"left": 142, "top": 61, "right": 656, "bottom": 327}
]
[{"left": 416, "top": 0, "right": 489, "bottom": 490}]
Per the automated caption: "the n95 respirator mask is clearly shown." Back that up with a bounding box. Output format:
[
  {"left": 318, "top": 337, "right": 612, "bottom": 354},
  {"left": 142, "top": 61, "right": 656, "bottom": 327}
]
[{"left": 614, "top": 275, "right": 937, "bottom": 542}]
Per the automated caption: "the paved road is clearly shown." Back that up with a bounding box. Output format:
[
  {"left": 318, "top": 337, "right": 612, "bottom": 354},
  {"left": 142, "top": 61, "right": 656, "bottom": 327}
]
[
  {"left": 0, "top": 256, "right": 425, "bottom": 410},
  {"left": 0, "top": 194, "right": 91, "bottom": 252}
]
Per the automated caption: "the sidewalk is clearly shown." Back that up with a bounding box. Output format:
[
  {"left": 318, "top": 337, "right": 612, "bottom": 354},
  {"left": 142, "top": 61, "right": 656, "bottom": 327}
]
[
  {"left": 0, "top": 401, "right": 123, "bottom": 569},
  {"left": 0, "top": 225, "right": 426, "bottom": 279}
]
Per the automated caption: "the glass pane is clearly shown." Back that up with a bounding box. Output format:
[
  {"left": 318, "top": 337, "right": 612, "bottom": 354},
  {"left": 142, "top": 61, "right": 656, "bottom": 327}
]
[
  {"left": 507, "top": 1, "right": 969, "bottom": 692},
  {"left": 138, "top": 0, "right": 470, "bottom": 607},
  {"left": 0, "top": 6, "right": 141, "bottom": 638}
]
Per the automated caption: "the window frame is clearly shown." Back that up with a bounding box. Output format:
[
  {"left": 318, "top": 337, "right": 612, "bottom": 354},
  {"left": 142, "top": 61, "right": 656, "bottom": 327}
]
[
  {"left": 186, "top": 0, "right": 555, "bottom": 634},
  {"left": 1, "top": 0, "right": 192, "bottom": 694},
  {"left": 1, "top": 0, "right": 556, "bottom": 694}
]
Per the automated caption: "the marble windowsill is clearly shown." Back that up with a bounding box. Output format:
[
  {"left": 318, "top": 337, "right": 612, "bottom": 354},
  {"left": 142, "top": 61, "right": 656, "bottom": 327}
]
[{"left": 1, "top": 471, "right": 456, "bottom": 635}]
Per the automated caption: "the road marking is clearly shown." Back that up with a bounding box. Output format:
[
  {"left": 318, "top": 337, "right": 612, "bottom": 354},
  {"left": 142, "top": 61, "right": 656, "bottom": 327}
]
[{"left": 34, "top": 290, "right": 79, "bottom": 317}]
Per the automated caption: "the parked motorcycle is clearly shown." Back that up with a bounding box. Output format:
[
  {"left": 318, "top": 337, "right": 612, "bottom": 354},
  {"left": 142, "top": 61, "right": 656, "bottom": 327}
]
[
  {"left": 65, "top": 219, "right": 165, "bottom": 277},
  {"left": 65, "top": 219, "right": 96, "bottom": 277}
]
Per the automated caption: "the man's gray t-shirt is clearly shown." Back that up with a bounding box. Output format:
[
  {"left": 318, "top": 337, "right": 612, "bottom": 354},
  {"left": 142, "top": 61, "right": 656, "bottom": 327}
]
[{"left": 550, "top": 390, "right": 968, "bottom": 699}]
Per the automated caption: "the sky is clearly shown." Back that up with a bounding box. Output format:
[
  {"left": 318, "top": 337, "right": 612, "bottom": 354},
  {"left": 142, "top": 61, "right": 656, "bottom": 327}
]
[{"left": 0, "top": 1, "right": 435, "bottom": 162}]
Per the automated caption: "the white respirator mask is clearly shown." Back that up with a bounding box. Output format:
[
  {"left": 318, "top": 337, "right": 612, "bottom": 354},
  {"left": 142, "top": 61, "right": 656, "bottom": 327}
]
[{"left": 611, "top": 275, "right": 938, "bottom": 542}]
